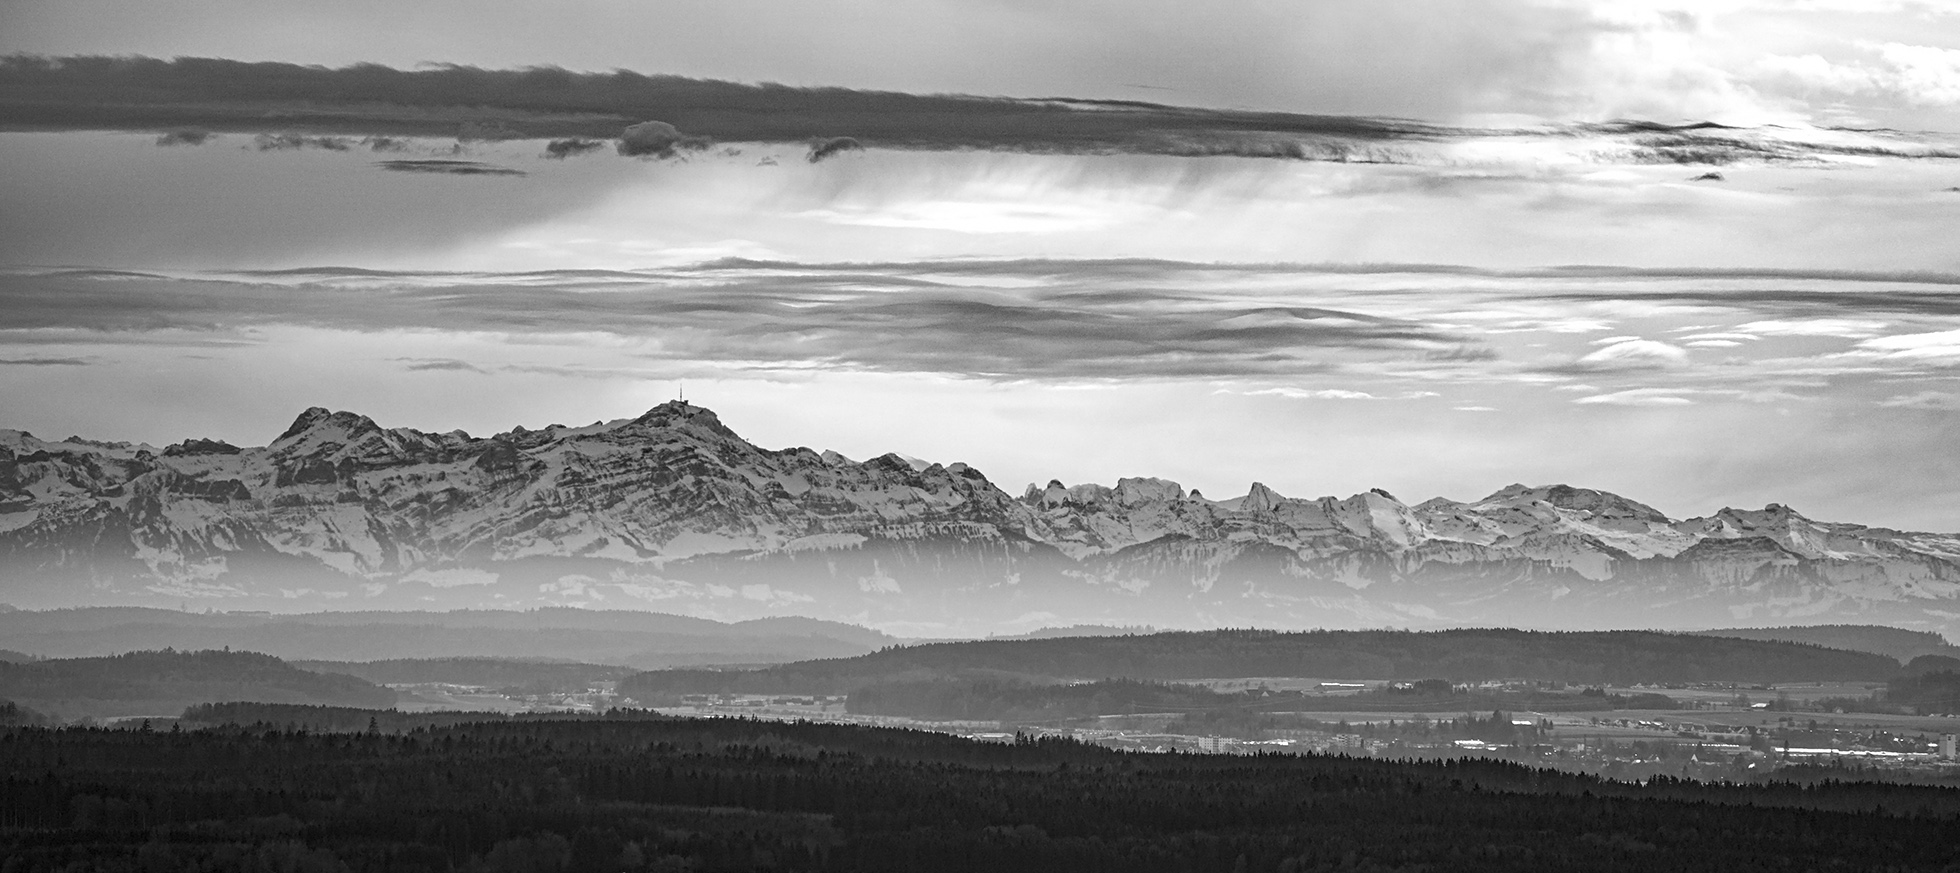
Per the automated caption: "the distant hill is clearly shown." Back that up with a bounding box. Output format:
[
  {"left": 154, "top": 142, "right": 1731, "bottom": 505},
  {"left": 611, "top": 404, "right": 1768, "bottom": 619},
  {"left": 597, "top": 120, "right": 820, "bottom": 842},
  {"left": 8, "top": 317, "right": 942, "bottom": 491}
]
[
  {"left": 619, "top": 628, "right": 1901, "bottom": 698},
  {"left": 295, "top": 658, "right": 636, "bottom": 692},
  {"left": 989, "top": 625, "right": 1160, "bottom": 640},
  {"left": 1904, "top": 654, "right": 1960, "bottom": 676},
  {"left": 0, "top": 649, "right": 396, "bottom": 720},
  {"left": 0, "top": 607, "right": 893, "bottom": 668},
  {"left": 1692, "top": 625, "right": 1959, "bottom": 663}
]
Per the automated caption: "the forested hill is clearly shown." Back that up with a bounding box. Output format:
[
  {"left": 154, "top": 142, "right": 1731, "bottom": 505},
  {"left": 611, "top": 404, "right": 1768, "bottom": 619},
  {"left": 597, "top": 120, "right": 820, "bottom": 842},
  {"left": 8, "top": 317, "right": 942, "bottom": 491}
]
[
  {"left": 1692, "top": 624, "right": 1958, "bottom": 662},
  {"left": 294, "top": 657, "right": 636, "bottom": 690},
  {"left": 0, "top": 649, "right": 395, "bottom": 720},
  {"left": 7, "top": 712, "right": 1960, "bottom": 872},
  {"left": 620, "top": 628, "right": 1900, "bottom": 697}
]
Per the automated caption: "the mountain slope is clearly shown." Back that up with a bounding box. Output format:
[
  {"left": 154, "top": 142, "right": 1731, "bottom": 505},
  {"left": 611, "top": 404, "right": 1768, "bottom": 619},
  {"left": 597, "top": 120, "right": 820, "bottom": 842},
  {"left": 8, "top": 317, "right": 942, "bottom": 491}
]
[{"left": 5, "top": 402, "right": 1959, "bottom": 634}]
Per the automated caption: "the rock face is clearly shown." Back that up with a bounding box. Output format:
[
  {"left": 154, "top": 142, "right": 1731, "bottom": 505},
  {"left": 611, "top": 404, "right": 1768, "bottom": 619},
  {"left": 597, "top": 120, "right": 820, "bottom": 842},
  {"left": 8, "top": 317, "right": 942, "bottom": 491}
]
[{"left": 4, "top": 402, "right": 1959, "bottom": 634}]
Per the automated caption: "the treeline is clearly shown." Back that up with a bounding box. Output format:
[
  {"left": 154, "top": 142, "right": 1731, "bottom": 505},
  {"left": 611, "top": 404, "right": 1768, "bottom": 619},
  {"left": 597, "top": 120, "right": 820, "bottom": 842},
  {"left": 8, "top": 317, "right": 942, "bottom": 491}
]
[
  {"left": 1694, "top": 624, "right": 1956, "bottom": 663},
  {"left": 621, "top": 628, "right": 1900, "bottom": 699},
  {"left": 0, "top": 649, "right": 395, "bottom": 719},
  {"left": 5, "top": 713, "right": 1960, "bottom": 872},
  {"left": 180, "top": 702, "right": 583, "bottom": 733},
  {"left": 1858, "top": 670, "right": 1960, "bottom": 716},
  {"left": 842, "top": 675, "right": 1687, "bottom": 727},
  {"left": 847, "top": 677, "right": 1232, "bottom": 722}
]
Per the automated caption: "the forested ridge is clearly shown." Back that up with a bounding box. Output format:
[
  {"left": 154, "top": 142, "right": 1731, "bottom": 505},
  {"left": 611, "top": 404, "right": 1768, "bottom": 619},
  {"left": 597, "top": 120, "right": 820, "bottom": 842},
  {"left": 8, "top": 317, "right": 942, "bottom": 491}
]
[
  {"left": 0, "top": 649, "right": 395, "bottom": 719},
  {"left": 620, "top": 628, "right": 1901, "bottom": 698},
  {"left": 5, "top": 712, "right": 1960, "bottom": 872},
  {"left": 293, "top": 658, "right": 634, "bottom": 692}
]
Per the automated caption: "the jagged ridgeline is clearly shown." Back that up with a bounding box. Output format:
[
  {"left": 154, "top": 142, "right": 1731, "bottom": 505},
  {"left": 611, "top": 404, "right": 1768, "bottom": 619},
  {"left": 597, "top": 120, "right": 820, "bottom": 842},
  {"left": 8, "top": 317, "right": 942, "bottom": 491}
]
[{"left": 4, "top": 401, "right": 1960, "bottom": 633}]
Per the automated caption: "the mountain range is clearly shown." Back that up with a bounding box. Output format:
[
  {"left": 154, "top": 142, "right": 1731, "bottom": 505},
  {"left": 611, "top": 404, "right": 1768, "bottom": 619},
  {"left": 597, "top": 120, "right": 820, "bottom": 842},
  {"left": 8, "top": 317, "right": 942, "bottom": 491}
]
[{"left": 5, "top": 401, "right": 1959, "bottom": 635}]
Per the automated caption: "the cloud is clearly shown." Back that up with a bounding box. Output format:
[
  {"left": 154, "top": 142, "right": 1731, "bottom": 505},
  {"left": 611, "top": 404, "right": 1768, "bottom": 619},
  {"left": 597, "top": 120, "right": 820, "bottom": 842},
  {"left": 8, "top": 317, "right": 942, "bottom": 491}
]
[
  {"left": 1755, "top": 42, "right": 1960, "bottom": 108},
  {"left": 10, "top": 55, "right": 1954, "bottom": 167},
  {"left": 396, "top": 357, "right": 487, "bottom": 373},
  {"left": 402, "top": 568, "right": 499, "bottom": 587},
  {"left": 8, "top": 260, "right": 1960, "bottom": 400},
  {"left": 153, "top": 129, "right": 212, "bottom": 146},
  {"left": 807, "top": 137, "right": 864, "bottom": 163},
  {"left": 1574, "top": 339, "right": 1690, "bottom": 370},
  {"left": 0, "top": 260, "right": 1473, "bottom": 382},
  {"left": 1237, "top": 387, "right": 1439, "bottom": 401},
  {"left": 617, "top": 120, "right": 710, "bottom": 159},
  {"left": 1852, "top": 328, "right": 1960, "bottom": 364},
  {"left": 0, "top": 356, "right": 90, "bottom": 366},
  {"left": 1573, "top": 388, "right": 1697, "bottom": 406},
  {"left": 1244, "top": 388, "right": 1371, "bottom": 401},
  {"left": 1736, "top": 318, "right": 1889, "bottom": 338},
  {"left": 1879, "top": 391, "right": 1960, "bottom": 410},
  {"left": 375, "top": 159, "right": 526, "bottom": 177},
  {"left": 544, "top": 138, "right": 606, "bottom": 159},
  {"left": 254, "top": 133, "right": 352, "bottom": 151}
]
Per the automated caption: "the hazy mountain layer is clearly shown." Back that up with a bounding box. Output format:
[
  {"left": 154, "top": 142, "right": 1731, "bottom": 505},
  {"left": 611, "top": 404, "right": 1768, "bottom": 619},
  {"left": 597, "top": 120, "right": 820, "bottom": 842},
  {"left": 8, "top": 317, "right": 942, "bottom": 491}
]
[
  {"left": 618, "top": 629, "right": 1905, "bottom": 697},
  {"left": 0, "top": 607, "right": 892, "bottom": 667},
  {"left": 5, "top": 402, "right": 1959, "bottom": 634}
]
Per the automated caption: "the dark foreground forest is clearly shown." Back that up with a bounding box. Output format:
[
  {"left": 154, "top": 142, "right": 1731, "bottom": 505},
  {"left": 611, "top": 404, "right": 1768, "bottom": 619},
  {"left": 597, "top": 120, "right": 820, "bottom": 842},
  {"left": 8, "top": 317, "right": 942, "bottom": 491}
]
[{"left": 5, "top": 711, "right": 1960, "bottom": 872}]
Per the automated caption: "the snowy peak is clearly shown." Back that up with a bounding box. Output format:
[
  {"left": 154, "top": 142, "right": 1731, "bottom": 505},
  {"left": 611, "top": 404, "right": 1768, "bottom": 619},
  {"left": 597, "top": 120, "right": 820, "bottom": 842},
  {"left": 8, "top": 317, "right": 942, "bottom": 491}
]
[
  {"left": 267, "top": 406, "right": 410, "bottom": 459},
  {"left": 1477, "top": 483, "right": 1667, "bottom": 524},
  {"left": 8, "top": 402, "right": 1960, "bottom": 633},
  {"left": 1678, "top": 503, "right": 1841, "bottom": 559}
]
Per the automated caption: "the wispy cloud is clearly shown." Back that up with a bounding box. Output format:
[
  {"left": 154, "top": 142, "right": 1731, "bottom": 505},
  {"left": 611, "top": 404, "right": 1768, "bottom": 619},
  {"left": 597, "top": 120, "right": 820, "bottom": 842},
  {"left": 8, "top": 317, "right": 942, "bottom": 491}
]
[
  {"left": 1233, "top": 387, "right": 1440, "bottom": 401},
  {"left": 376, "top": 159, "right": 526, "bottom": 177},
  {"left": 1569, "top": 339, "right": 1690, "bottom": 371},
  {"left": 395, "top": 357, "right": 487, "bottom": 373},
  {"left": 5, "top": 260, "right": 1959, "bottom": 411},
  {"left": 0, "top": 355, "right": 90, "bottom": 366},
  {"left": 1879, "top": 390, "right": 1960, "bottom": 410},
  {"left": 1573, "top": 388, "right": 1698, "bottom": 407}
]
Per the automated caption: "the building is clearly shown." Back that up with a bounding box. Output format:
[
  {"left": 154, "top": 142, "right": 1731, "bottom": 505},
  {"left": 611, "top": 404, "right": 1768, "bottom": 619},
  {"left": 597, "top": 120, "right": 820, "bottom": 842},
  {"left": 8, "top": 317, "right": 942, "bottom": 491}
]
[{"left": 1941, "top": 734, "right": 1957, "bottom": 761}]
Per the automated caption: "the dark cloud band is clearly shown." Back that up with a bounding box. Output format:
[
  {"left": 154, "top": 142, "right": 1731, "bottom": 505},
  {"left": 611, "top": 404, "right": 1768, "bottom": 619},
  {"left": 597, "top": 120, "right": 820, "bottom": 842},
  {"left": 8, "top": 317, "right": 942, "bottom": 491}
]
[{"left": 6, "top": 55, "right": 1950, "bottom": 164}]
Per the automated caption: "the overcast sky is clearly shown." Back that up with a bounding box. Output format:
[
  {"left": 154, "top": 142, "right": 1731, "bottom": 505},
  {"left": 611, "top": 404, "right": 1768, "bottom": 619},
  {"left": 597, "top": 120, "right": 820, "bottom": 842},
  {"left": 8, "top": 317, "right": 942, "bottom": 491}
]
[{"left": 3, "top": 1, "right": 1960, "bottom": 531}]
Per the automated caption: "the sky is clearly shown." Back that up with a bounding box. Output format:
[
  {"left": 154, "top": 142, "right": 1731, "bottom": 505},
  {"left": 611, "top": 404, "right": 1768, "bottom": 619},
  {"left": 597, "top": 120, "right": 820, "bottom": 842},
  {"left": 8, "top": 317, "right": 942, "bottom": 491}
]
[{"left": 3, "top": 1, "right": 1960, "bottom": 531}]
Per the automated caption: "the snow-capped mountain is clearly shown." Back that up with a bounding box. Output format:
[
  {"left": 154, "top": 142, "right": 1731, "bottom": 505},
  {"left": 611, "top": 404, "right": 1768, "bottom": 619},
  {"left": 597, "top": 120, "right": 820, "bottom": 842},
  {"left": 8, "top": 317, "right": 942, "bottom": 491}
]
[{"left": 4, "top": 402, "right": 1958, "bottom": 635}]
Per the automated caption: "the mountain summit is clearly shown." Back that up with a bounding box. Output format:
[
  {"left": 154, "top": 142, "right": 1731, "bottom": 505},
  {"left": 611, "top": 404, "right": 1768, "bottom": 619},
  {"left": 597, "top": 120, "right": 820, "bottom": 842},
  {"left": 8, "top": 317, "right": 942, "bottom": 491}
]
[{"left": 3, "top": 404, "right": 1957, "bottom": 634}]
